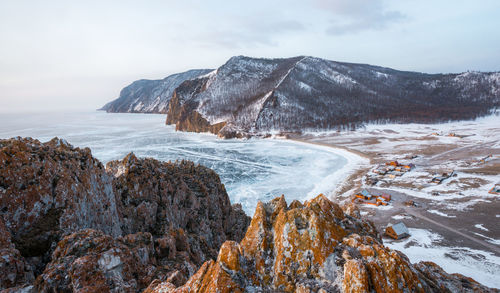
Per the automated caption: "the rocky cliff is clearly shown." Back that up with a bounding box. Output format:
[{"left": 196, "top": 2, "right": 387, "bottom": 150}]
[
  {"left": 146, "top": 196, "right": 497, "bottom": 293},
  {"left": 101, "top": 69, "right": 213, "bottom": 113},
  {"left": 0, "top": 137, "right": 249, "bottom": 292}
]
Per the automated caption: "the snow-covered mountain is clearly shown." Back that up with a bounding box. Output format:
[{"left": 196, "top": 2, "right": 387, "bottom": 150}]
[
  {"left": 101, "top": 69, "right": 212, "bottom": 113},
  {"left": 103, "top": 56, "right": 500, "bottom": 137}
]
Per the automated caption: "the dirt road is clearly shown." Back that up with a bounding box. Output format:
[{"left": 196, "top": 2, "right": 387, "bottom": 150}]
[{"left": 405, "top": 208, "right": 500, "bottom": 254}]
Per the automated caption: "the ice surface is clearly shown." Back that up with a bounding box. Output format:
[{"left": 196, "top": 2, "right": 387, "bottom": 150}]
[{"left": 0, "top": 111, "right": 359, "bottom": 215}]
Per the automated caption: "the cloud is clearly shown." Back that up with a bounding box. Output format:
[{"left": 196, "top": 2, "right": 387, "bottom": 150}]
[
  {"left": 180, "top": 18, "right": 306, "bottom": 49},
  {"left": 314, "top": 0, "right": 405, "bottom": 35}
]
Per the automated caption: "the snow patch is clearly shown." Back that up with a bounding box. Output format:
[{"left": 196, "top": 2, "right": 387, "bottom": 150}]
[
  {"left": 474, "top": 224, "right": 488, "bottom": 231},
  {"left": 428, "top": 209, "right": 456, "bottom": 218},
  {"left": 386, "top": 228, "right": 500, "bottom": 289}
]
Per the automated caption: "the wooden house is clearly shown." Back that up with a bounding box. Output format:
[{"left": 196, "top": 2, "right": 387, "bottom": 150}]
[
  {"left": 385, "top": 222, "right": 410, "bottom": 240},
  {"left": 376, "top": 197, "right": 388, "bottom": 206},
  {"left": 431, "top": 171, "right": 455, "bottom": 184},
  {"left": 355, "top": 194, "right": 365, "bottom": 200},
  {"left": 403, "top": 163, "right": 415, "bottom": 170},
  {"left": 354, "top": 189, "right": 372, "bottom": 200},
  {"left": 380, "top": 194, "right": 391, "bottom": 201},
  {"left": 361, "top": 189, "right": 372, "bottom": 200},
  {"left": 489, "top": 185, "right": 500, "bottom": 195},
  {"left": 431, "top": 176, "right": 446, "bottom": 184},
  {"left": 479, "top": 155, "right": 492, "bottom": 164}
]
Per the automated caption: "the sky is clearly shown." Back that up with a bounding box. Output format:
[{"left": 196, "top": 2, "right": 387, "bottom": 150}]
[{"left": 1, "top": 0, "right": 499, "bottom": 112}]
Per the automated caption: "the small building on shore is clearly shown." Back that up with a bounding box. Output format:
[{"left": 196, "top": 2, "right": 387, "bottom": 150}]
[
  {"left": 355, "top": 189, "right": 372, "bottom": 200},
  {"left": 385, "top": 222, "right": 410, "bottom": 240},
  {"left": 489, "top": 185, "right": 500, "bottom": 195}
]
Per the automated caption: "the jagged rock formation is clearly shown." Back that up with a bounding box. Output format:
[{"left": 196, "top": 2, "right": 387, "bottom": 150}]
[
  {"left": 147, "top": 195, "right": 498, "bottom": 293},
  {"left": 101, "top": 69, "right": 213, "bottom": 113},
  {"left": 106, "top": 153, "right": 250, "bottom": 279},
  {"left": 0, "top": 217, "right": 32, "bottom": 290},
  {"left": 0, "top": 137, "right": 249, "bottom": 292},
  {"left": 35, "top": 229, "right": 157, "bottom": 292},
  {"left": 0, "top": 137, "right": 122, "bottom": 283},
  {"left": 103, "top": 56, "right": 500, "bottom": 138}
]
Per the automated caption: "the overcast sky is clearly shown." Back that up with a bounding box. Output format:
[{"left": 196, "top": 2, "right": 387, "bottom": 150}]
[{"left": 1, "top": 0, "right": 499, "bottom": 112}]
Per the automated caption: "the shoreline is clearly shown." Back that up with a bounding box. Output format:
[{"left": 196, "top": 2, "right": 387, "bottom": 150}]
[
  {"left": 288, "top": 137, "right": 373, "bottom": 162},
  {"left": 283, "top": 136, "right": 372, "bottom": 201}
]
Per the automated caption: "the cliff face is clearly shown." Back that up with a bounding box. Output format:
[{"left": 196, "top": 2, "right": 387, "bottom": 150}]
[
  {"left": 101, "top": 69, "right": 213, "bottom": 113},
  {"left": 165, "top": 56, "right": 500, "bottom": 138},
  {"left": 0, "top": 137, "right": 123, "bottom": 284},
  {"left": 0, "top": 137, "right": 249, "bottom": 292},
  {"left": 146, "top": 195, "right": 497, "bottom": 293},
  {"left": 166, "top": 80, "right": 227, "bottom": 135},
  {"left": 106, "top": 152, "right": 250, "bottom": 276}
]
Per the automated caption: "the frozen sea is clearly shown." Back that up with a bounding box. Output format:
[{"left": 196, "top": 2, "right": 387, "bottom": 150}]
[{"left": 0, "top": 111, "right": 364, "bottom": 215}]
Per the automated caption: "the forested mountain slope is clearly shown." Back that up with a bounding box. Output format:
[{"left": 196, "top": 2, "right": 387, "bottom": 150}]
[{"left": 103, "top": 56, "right": 500, "bottom": 137}]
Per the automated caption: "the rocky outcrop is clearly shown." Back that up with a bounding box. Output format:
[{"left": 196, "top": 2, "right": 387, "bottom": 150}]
[
  {"left": 35, "top": 229, "right": 156, "bottom": 292},
  {"left": 0, "top": 137, "right": 122, "bottom": 281},
  {"left": 414, "top": 261, "right": 496, "bottom": 293},
  {"left": 0, "top": 217, "right": 32, "bottom": 290},
  {"left": 166, "top": 93, "right": 226, "bottom": 134},
  {"left": 147, "top": 195, "right": 497, "bottom": 293},
  {"left": 101, "top": 69, "right": 213, "bottom": 113},
  {"left": 106, "top": 153, "right": 250, "bottom": 279},
  {"left": 0, "top": 137, "right": 250, "bottom": 292},
  {"left": 165, "top": 75, "right": 227, "bottom": 135}
]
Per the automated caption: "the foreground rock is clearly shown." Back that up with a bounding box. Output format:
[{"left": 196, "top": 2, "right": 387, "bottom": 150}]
[
  {"left": 0, "top": 137, "right": 249, "bottom": 291},
  {"left": 0, "top": 217, "right": 32, "bottom": 290},
  {"left": 147, "top": 195, "right": 498, "bottom": 293},
  {"left": 35, "top": 229, "right": 156, "bottom": 292},
  {"left": 0, "top": 137, "right": 122, "bottom": 285},
  {"left": 107, "top": 153, "right": 250, "bottom": 280}
]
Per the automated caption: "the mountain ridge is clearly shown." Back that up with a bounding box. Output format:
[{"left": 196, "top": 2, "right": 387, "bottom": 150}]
[
  {"left": 102, "top": 55, "right": 500, "bottom": 138},
  {"left": 101, "top": 68, "right": 213, "bottom": 113}
]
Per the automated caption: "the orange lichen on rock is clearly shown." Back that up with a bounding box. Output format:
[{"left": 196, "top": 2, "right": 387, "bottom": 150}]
[
  {"left": 342, "top": 259, "right": 370, "bottom": 293},
  {"left": 150, "top": 194, "right": 498, "bottom": 293},
  {"left": 154, "top": 194, "right": 382, "bottom": 292},
  {"left": 342, "top": 234, "right": 428, "bottom": 293}
]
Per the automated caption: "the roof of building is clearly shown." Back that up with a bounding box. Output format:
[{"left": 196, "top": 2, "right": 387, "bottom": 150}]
[
  {"left": 390, "top": 222, "right": 410, "bottom": 236},
  {"left": 361, "top": 189, "right": 371, "bottom": 197}
]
